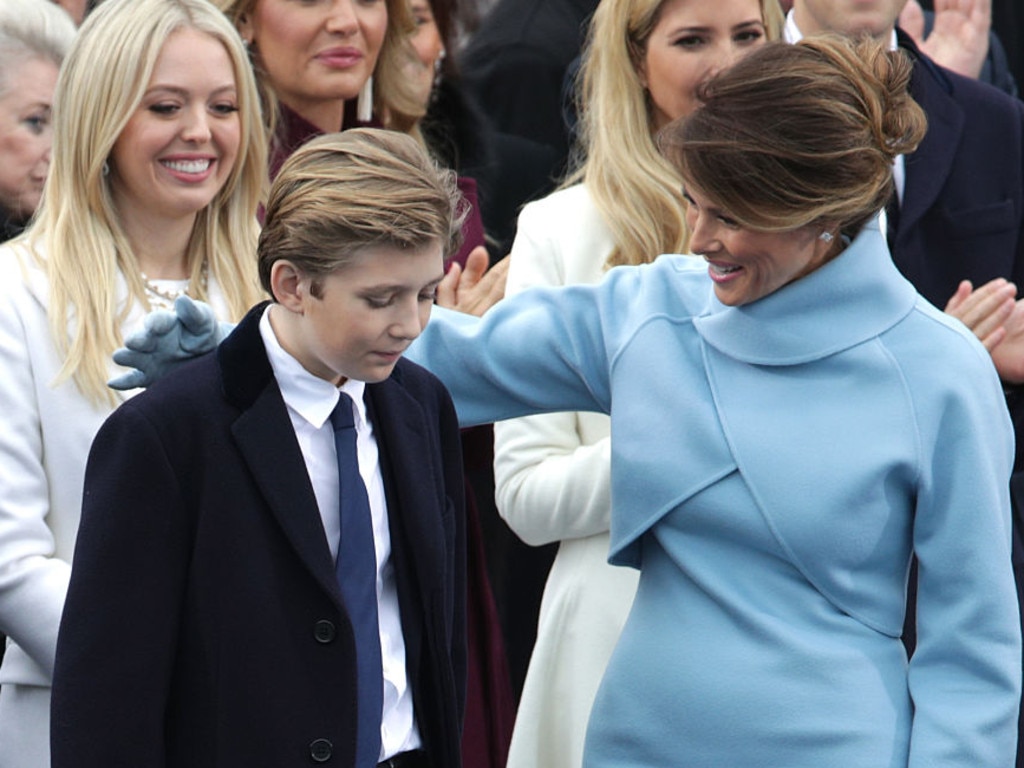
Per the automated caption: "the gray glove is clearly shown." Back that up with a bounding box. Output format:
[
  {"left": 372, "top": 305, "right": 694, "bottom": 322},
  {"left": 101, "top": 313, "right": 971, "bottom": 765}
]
[{"left": 108, "top": 295, "right": 235, "bottom": 390}]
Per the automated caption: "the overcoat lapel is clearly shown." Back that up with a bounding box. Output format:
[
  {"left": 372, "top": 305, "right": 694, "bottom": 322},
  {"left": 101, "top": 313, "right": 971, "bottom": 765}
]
[
  {"left": 366, "top": 374, "right": 446, "bottom": 617},
  {"left": 219, "top": 303, "right": 344, "bottom": 612},
  {"left": 897, "top": 35, "right": 964, "bottom": 243}
]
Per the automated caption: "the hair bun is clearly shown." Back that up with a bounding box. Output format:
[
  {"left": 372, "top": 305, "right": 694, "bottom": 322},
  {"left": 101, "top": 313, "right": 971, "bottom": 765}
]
[
  {"left": 667, "top": 35, "right": 928, "bottom": 236},
  {"left": 853, "top": 37, "right": 927, "bottom": 161}
]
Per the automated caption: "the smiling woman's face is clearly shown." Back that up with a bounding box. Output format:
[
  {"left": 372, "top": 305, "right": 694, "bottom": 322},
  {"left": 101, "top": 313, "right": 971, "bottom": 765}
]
[
  {"left": 240, "top": 0, "right": 388, "bottom": 129},
  {"left": 683, "top": 183, "right": 836, "bottom": 306},
  {"left": 108, "top": 28, "right": 241, "bottom": 231},
  {"left": 640, "top": 0, "right": 767, "bottom": 131}
]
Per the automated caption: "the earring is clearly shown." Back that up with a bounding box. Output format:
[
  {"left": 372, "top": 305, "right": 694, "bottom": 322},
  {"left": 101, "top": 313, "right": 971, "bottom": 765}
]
[
  {"left": 102, "top": 161, "right": 110, "bottom": 177},
  {"left": 819, "top": 231, "right": 834, "bottom": 244},
  {"left": 356, "top": 76, "right": 373, "bottom": 122},
  {"left": 431, "top": 48, "right": 446, "bottom": 100}
]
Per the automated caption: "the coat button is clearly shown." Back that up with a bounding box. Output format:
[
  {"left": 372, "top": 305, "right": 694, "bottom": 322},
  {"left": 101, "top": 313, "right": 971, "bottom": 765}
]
[
  {"left": 313, "top": 620, "right": 336, "bottom": 644},
  {"left": 309, "top": 738, "right": 333, "bottom": 762}
]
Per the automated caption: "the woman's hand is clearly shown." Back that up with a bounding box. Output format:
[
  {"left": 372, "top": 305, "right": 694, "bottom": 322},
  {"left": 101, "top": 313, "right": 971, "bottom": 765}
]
[
  {"left": 944, "top": 278, "right": 1015, "bottom": 349},
  {"left": 108, "top": 295, "right": 230, "bottom": 390},
  {"left": 945, "top": 278, "right": 1024, "bottom": 384},
  {"left": 990, "top": 300, "right": 1024, "bottom": 385},
  {"left": 899, "top": 0, "right": 991, "bottom": 80},
  {"left": 436, "top": 246, "right": 508, "bottom": 317}
]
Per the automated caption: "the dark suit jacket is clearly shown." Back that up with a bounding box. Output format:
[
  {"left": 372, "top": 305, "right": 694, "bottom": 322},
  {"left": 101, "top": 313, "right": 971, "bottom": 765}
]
[
  {"left": 51, "top": 304, "right": 467, "bottom": 768},
  {"left": 894, "top": 32, "right": 1024, "bottom": 471},
  {"left": 894, "top": 42, "right": 1024, "bottom": 732},
  {"left": 460, "top": 0, "right": 598, "bottom": 176}
]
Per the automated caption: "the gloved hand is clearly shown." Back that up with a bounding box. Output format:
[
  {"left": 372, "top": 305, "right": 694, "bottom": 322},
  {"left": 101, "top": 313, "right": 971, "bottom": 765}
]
[{"left": 108, "top": 295, "right": 234, "bottom": 390}]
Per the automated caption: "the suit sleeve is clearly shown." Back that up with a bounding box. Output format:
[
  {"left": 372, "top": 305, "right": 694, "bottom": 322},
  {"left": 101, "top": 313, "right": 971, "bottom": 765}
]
[
  {"left": 51, "top": 403, "right": 191, "bottom": 768},
  {"left": 907, "top": 356, "right": 1022, "bottom": 767}
]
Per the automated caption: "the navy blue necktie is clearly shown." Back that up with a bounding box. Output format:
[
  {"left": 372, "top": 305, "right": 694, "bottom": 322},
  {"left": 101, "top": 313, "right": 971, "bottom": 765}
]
[{"left": 330, "top": 393, "right": 383, "bottom": 768}]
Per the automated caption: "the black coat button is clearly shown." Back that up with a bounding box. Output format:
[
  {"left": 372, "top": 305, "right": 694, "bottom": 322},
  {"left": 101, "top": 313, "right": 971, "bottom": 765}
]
[
  {"left": 309, "top": 738, "right": 333, "bottom": 762},
  {"left": 313, "top": 620, "right": 336, "bottom": 644}
]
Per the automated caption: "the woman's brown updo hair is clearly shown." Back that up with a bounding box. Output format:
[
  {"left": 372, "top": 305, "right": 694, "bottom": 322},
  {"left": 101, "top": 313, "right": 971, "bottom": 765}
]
[{"left": 662, "top": 35, "right": 927, "bottom": 239}]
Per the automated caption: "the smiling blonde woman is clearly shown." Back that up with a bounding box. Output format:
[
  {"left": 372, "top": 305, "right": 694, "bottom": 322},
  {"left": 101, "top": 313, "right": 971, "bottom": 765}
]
[{"left": 0, "top": 1, "right": 264, "bottom": 764}]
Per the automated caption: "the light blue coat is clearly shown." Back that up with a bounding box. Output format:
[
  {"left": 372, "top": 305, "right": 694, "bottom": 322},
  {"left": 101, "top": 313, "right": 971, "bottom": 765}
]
[{"left": 408, "top": 220, "right": 1021, "bottom": 766}]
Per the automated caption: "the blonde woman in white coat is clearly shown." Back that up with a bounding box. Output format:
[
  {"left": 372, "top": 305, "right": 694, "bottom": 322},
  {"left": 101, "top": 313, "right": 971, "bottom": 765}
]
[
  {"left": 0, "top": 1, "right": 265, "bottom": 765},
  {"left": 495, "top": 0, "right": 783, "bottom": 766}
]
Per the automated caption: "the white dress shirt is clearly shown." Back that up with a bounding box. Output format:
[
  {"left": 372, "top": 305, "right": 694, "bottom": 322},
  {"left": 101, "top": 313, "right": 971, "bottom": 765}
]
[{"left": 259, "top": 306, "right": 422, "bottom": 760}]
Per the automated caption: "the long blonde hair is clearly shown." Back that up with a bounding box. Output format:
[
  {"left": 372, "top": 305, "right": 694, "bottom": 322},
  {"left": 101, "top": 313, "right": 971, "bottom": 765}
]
[
  {"left": 571, "top": 0, "right": 784, "bottom": 268},
  {"left": 27, "top": 0, "right": 266, "bottom": 406},
  {"left": 214, "top": 0, "right": 423, "bottom": 137}
]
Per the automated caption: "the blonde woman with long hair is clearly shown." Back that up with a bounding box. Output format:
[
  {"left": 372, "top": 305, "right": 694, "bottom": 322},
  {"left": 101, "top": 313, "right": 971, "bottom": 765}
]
[
  {"left": 0, "top": 0, "right": 265, "bottom": 763},
  {"left": 494, "top": 1, "right": 783, "bottom": 766}
]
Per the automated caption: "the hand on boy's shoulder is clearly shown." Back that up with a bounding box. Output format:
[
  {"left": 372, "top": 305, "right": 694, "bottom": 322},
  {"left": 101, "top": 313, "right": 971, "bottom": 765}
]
[{"left": 109, "top": 296, "right": 232, "bottom": 390}]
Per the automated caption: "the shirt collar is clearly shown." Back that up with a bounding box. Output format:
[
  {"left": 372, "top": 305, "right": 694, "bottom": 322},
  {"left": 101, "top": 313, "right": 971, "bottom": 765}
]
[
  {"left": 692, "top": 217, "right": 918, "bottom": 365},
  {"left": 259, "top": 305, "right": 367, "bottom": 429}
]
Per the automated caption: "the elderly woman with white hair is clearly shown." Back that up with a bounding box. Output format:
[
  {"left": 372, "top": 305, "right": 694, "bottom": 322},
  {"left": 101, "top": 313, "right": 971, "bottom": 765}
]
[{"left": 0, "top": 0, "right": 76, "bottom": 241}]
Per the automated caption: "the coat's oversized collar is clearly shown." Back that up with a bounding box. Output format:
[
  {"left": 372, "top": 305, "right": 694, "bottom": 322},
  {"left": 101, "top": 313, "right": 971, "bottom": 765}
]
[{"left": 693, "top": 220, "right": 919, "bottom": 365}]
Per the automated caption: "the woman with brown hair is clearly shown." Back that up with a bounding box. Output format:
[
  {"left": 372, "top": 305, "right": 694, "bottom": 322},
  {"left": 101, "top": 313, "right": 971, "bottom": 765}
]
[
  {"left": 214, "top": 0, "right": 421, "bottom": 176},
  {"left": 494, "top": 0, "right": 783, "bottom": 765},
  {"left": 408, "top": 35, "right": 1020, "bottom": 766}
]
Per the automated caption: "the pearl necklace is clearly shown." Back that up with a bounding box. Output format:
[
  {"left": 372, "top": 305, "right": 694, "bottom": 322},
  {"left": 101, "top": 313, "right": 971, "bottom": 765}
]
[{"left": 140, "top": 261, "right": 208, "bottom": 310}]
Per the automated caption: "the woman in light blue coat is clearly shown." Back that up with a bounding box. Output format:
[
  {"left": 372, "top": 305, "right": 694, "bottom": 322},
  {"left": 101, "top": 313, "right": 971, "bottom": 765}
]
[
  {"left": 109, "top": 34, "right": 1021, "bottom": 768},
  {"left": 407, "top": 36, "right": 1021, "bottom": 767}
]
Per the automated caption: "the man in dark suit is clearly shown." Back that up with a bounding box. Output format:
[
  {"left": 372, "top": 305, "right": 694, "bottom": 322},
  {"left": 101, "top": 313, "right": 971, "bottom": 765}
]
[
  {"left": 788, "top": 0, "right": 1024, "bottom": 452},
  {"left": 50, "top": 131, "right": 467, "bottom": 768}
]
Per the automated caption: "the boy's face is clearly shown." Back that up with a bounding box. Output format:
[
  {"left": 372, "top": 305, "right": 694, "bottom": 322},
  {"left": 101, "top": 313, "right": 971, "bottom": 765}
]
[{"left": 285, "top": 241, "right": 446, "bottom": 385}]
